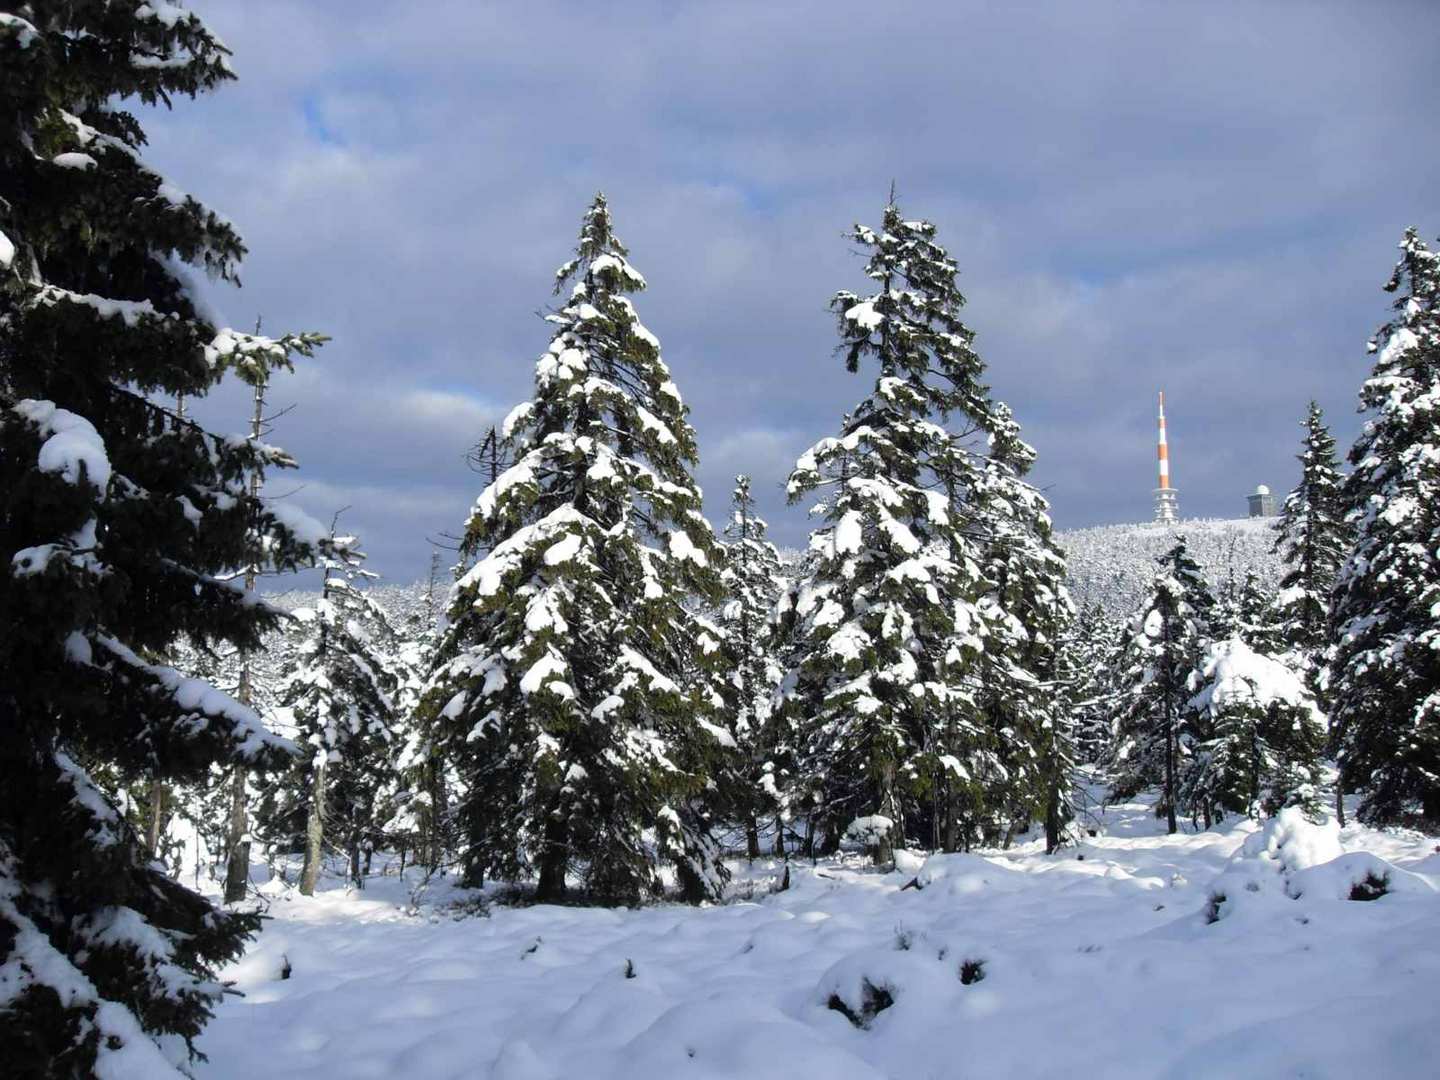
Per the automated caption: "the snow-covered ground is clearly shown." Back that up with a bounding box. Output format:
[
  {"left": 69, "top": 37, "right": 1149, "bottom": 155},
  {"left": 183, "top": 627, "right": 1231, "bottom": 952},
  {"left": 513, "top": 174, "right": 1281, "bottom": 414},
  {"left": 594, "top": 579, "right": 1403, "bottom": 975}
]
[{"left": 197, "top": 792, "right": 1440, "bottom": 1079}]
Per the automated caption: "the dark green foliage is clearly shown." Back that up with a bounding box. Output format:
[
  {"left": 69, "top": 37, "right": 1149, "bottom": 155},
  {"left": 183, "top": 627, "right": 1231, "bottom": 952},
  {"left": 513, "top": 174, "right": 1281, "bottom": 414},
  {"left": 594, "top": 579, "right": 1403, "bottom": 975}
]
[
  {"left": 717, "top": 475, "right": 787, "bottom": 857},
  {"left": 1331, "top": 229, "right": 1440, "bottom": 829},
  {"left": 425, "top": 195, "right": 728, "bottom": 904},
  {"left": 0, "top": 6, "right": 321, "bottom": 1074},
  {"left": 781, "top": 201, "right": 1002, "bottom": 864},
  {"left": 1107, "top": 539, "right": 1215, "bottom": 833},
  {"left": 1272, "top": 402, "right": 1347, "bottom": 673}
]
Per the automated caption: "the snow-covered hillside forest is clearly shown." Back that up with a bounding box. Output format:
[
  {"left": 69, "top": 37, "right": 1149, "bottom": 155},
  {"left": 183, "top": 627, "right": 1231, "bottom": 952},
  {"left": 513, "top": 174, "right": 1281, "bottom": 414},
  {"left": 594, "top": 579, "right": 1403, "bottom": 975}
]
[{"left": 2, "top": 4, "right": 1439, "bottom": 1079}]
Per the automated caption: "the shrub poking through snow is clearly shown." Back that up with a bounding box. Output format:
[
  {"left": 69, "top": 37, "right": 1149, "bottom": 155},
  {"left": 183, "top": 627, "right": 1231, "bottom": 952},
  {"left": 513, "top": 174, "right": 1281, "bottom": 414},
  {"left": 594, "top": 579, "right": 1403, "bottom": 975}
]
[
  {"left": 826, "top": 979, "right": 896, "bottom": 1030},
  {"left": 1349, "top": 871, "right": 1389, "bottom": 902},
  {"left": 959, "top": 958, "right": 987, "bottom": 985}
]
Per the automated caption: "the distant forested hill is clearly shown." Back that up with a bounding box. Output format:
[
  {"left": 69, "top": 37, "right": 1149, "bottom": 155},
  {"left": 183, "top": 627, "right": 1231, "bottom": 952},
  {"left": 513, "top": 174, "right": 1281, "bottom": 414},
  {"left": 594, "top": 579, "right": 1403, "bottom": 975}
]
[{"left": 1057, "top": 517, "right": 1282, "bottom": 616}]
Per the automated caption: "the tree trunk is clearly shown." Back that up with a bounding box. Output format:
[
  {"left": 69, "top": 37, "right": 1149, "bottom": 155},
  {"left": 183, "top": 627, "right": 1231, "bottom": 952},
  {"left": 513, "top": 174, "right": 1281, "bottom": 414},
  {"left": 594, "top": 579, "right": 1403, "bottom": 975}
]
[
  {"left": 427, "top": 749, "right": 447, "bottom": 873},
  {"left": 145, "top": 780, "right": 166, "bottom": 859},
  {"left": 772, "top": 815, "right": 784, "bottom": 857},
  {"left": 745, "top": 816, "right": 761, "bottom": 861},
  {"left": 1164, "top": 711, "right": 1178, "bottom": 835},
  {"left": 300, "top": 759, "right": 326, "bottom": 897},
  {"left": 875, "top": 761, "right": 900, "bottom": 867},
  {"left": 223, "top": 767, "right": 250, "bottom": 903},
  {"left": 1335, "top": 760, "right": 1347, "bottom": 828},
  {"left": 349, "top": 837, "right": 362, "bottom": 890},
  {"left": 1044, "top": 779, "right": 1062, "bottom": 855},
  {"left": 536, "top": 812, "right": 568, "bottom": 902}
]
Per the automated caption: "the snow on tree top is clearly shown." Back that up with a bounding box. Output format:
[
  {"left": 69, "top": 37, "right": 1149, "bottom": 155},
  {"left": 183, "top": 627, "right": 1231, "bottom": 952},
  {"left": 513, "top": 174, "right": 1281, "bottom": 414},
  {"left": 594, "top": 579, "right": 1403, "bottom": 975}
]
[{"left": 1189, "top": 637, "right": 1319, "bottom": 719}]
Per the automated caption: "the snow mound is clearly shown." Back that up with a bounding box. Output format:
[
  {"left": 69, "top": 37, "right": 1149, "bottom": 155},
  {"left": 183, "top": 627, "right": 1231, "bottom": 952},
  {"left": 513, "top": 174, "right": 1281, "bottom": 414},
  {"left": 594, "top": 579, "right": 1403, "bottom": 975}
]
[
  {"left": 1204, "top": 809, "right": 1432, "bottom": 922},
  {"left": 1288, "top": 852, "right": 1435, "bottom": 903},
  {"left": 915, "top": 852, "right": 1027, "bottom": 895},
  {"left": 815, "top": 944, "right": 965, "bottom": 1031},
  {"left": 1235, "top": 806, "right": 1342, "bottom": 874}
]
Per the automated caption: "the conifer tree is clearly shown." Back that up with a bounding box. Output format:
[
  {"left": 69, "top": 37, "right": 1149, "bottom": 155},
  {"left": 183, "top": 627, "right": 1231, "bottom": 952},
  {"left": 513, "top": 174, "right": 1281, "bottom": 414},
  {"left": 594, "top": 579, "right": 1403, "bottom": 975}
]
[
  {"left": 1212, "top": 570, "right": 1282, "bottom": 653},
  {"left": 1108, "top": 539, "right": 1215, "bottom": 832},
  {"left": 387, "top": 569, "right": 448, "bottom": 873},
  {"left": 1273, "top": 402, "right": 1347, "bottom": 673},
  {"left": 1062, "top": 602, "right": 1125, "bottom": 765},
  {"left": 1183, "top": 638, "right": 1324, "bottom": 823},
  {"left": 1331, "top": 228, "right": 1440, "bottom": 829},
  {"left": 0, "top": 6, "right": 323, "bottom": 1073},
  {"left": 425, "top": 195, "right": 729, "bottom": 903},
  {"left": 718, "top": 475, "right": 785, "bottom": 857},
  {"left": 967, "top": 405, "right": 1076, "bottom": 852},
  {"left": 280, "top": 535, "right": 398, "bottom": 895},
  {"left": 781, "top": 199, "right": 996, "bottom": 865}
]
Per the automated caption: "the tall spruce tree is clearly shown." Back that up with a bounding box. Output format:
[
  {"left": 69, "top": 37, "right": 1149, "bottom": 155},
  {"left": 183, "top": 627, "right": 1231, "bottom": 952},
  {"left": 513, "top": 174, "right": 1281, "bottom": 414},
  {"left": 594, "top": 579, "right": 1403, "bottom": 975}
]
[
  {"left": 425, "top": 195, "right": 729, "bottom": 904},
  {"left": 279, "top": 535, "right": 398, "bottom": 895},
  {"left": 1273, "top": 402, "right": 1347, "bottom": 675},
  {"left": 781, "top": 200, "right": 998, "bottom": 865},
  {"left": 718, "top": 475, "right": 785, "bottom": 858},
  {"left": 968, "top": 405, "right": 1075, "bottom": 852},
  {"left": 1331, "top": 228, "right": 1440, "bottom": 829},
  {"left": 0, "top": 5, "right": 323, "bottom": 1074},
  {"left": 1107, "top": 539, "right": 1215, "bottom": 833}
]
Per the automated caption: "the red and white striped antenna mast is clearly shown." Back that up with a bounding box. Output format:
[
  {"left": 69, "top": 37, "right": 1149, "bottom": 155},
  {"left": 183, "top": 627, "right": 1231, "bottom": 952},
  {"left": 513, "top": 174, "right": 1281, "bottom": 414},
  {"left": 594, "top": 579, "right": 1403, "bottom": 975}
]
[{"left": 1154, "top": 390, "right": 1178, "bottom": 523}]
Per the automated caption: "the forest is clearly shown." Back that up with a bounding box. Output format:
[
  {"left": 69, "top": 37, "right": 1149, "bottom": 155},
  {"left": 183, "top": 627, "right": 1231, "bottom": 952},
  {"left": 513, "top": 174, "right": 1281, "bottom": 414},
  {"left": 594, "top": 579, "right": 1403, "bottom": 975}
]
[{"left": 2, "top": 4, "right": 1438, "bottom": 1079}]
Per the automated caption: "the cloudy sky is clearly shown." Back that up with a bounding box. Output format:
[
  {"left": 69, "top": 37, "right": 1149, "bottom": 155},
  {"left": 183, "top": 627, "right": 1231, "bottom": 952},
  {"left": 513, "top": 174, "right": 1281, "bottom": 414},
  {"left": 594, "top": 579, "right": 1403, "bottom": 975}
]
[{"left": 146, "top": 0, "right": 1440, "bottom": 586}]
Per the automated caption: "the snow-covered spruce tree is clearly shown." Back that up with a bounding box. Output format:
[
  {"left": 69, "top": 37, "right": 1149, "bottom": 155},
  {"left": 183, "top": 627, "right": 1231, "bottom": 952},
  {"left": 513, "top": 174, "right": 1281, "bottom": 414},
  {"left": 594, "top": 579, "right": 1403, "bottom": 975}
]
[
  {"left": 1212, "top": 570, "right": 1282, "bottom": 654},
  {"left": 1107, "top": 539, "right": 1215, "bottom": 833},
  {"left": 966, "top": 405, "right": 1075, "bottom": 853},
  {"left": 1061, "top": 602, "right": 1125, "bottom": 766},
  {"left": 1273, "top": 402, "right": 1347, "bottom": 676},
  {"left": 1183, "top": 639, "right": 1324, "bottom": 823},
  {"left": 385, "top": 574, "right": 448, "bottom": 873},
  {"left": 718, "top": 475, "right": 786, "bottom": 858},
  {"left": 782, "top": 200, "right": 994, "bottom": 865},
  {"left": 1331, "top": 228, "right": 1440, "bottom": 829},
  {"left": 278, "top": 535, "right": 398, "bottom": 895},
  {"left": 0, "top": 6, "right": 324, "bottom": 1074},
  {"left": 425, "top": 195, "right": 730, "bottom": 904}
]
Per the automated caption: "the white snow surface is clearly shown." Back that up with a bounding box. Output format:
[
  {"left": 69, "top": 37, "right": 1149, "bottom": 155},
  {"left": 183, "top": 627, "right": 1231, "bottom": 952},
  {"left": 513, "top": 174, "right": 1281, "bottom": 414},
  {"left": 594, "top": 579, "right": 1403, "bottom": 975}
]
[{"left": 195, "top": 788, "right": 1440, "bottom": 1079}]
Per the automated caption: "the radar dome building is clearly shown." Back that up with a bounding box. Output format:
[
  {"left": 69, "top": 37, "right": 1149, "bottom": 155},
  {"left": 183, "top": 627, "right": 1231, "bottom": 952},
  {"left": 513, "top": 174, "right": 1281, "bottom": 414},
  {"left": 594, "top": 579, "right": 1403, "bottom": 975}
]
[{"left": 1247, "top": 484, "right": 1277, "bottom": 517}]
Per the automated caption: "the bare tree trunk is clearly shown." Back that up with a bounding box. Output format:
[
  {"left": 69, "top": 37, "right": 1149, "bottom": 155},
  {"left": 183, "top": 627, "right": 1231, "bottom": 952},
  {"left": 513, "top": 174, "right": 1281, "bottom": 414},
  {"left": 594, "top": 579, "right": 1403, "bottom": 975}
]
[
  {"left": 772, "top": 814, "right": 784, "bottom": 857},
  {"left": 300, "top": 759, "right": 326, "bottom": 897},
  {"left": 223, "top": 767, "right": 250, "bottom": 903},
  {"left": 224, "top": 376, "right": 267, "bottom": 905},
  {"left": 1164, "top": 706, "right": 1178, "bottom": 835},
  {"left": 745, "top": 816, "right": 761, "bottom": 861},
  {"left": 146, "top": 779, "right": 166, "bottom": 859},
  {"left": 875, "top": 761, "right": 900, "bottom": 867}
]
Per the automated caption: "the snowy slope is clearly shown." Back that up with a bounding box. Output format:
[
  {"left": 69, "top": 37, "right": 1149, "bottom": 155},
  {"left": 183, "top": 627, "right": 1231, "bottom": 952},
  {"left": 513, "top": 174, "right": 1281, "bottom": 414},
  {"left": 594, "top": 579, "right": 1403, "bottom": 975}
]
[
  {"left": 1059, "top": 517, "right": 1284, "bottom": 616},
  {"left": 196, "top": 791, "right": 1439, "bottom": 1080}
]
